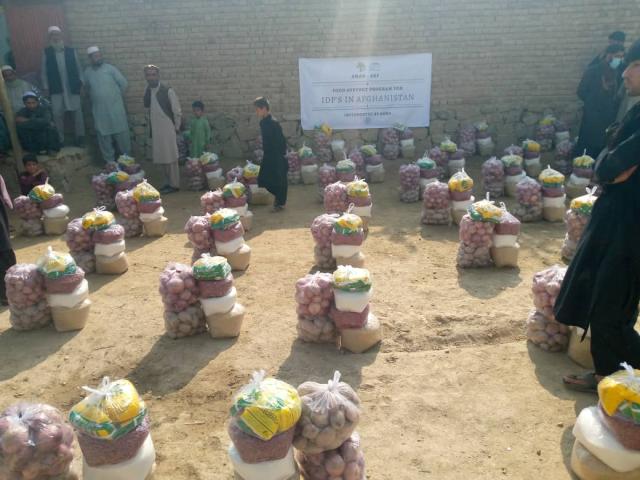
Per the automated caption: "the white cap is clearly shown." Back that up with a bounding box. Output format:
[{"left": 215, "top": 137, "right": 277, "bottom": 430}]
[
  {"left": 1, "top": 65, "right": 13, "bottom": 72},
  {"left": 47, "top": 26, "right": 62, "bottom": 34},
  {"left": 87, "top": 46, "right": 100, "bottom": 55},
  {"left": 22, "top": 91, "right": 37, "bottom": 100}
]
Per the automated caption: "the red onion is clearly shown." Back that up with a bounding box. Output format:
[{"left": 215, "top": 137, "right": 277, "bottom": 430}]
[
  {"left": 311, "top": 214, "right": 339, "bottom": 248},
  {"left": 20, "top": 218, "right": 44, "bottom": 237},
  {"left": 421, "top": 181, "right": 451, "bottom": 225},
  {"left": 201, "top": 190, "right": 225, "bottom": 215},
  {"left": 482, "top": 157, "right": 505, "bottom": 199},
  {"left": 115, "top": 190, "right": 139, "bottom": 219},
  {"left": 185, "top": 216, "right": 214, "bottom": 251},
  {"left": 324, "top": 182, "right": 348, "bottom": 214},
  {"left": 532, "top": 265, "right": 566, "bottom": 319},
  {"left": 504, "top": 145, "right": 524, "bottom": 157},
  {"left": 526, "top": 309, "right": 569, "bottom": 352},
  {"left": 71, "top": 251, "right": 96, "bottom": 274},
  {"left": 5, "top": 263, "right": 46, "bottom": 308},
  {"left": 13, "top": 195, "right": 41, "bottom": 220},
  {"left": 314, "top": 245, "right": 336, "bottom": 270},
  {"left": 459, "top": 124, "right": 477, "bottom": 155},
  {"left": 516, "top": 177, "right": 542, "bottom": 206},
  {"left": 9, "top": 299, "right": 51, "bottom": 330},
  {"left": 295, "top": 272, "right": 334, "bottom": 318},
  {"left": 226, "top": 166, "right": 244, "bottom": 183},
  {"left": 117, "top": 215, "right": 143, "bottom": 239},
  {"left": 159, "top": 263, "right": 200, "bottom": 313},
  {"left": 459, "top": 214, "right": 494, "bottom": 247},
  {"left": 382, "top": 144, "right": 399, "bottom": 161},
  {"left": 348, "top": 149, "right": 366, "bottom": 177},
  {"left": 65, "top": 218, "right": 94, "bottom": 253},
  {"left": 319, "top": 164, "right": 338, "bottom": 191},
  {"left": 91, "top": 173, "right": 116, "bottom": 209}
]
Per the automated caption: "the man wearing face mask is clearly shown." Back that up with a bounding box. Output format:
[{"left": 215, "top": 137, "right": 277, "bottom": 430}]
[
  {"left": 83, "top": 46, "right": 131, "bottom": 164},
  {"left": 40, "top": 26, "right": 85, "bottom": 147},
  {"left": 574, "top": 44, "right": 625, "bottom": 158}
]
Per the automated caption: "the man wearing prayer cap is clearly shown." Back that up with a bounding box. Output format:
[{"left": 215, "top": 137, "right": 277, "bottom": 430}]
[
  {"left": 83, "top": 46, "right": 131, "bottom": 164},
  {"left": 143, "top": 65, "right": 182, "bottom": 193},
  {"left": 15, "top": 91, "right": 60, "bottom": 154},
  {"left": 1, "top": 65, "right": 37, "bottom": 114},
  {"left": 40, "top": 26, "right": 85, "bottom": 147}
]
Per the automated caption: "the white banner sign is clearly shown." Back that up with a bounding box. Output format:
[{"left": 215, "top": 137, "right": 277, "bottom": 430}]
[{"left": 299, "top": 53, "right": 432, "bottom": 130}]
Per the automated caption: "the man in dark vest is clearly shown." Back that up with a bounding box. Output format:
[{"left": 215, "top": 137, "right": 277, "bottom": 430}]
[{"left": 40, "top": 26, "right": 85, "bottom": 147}]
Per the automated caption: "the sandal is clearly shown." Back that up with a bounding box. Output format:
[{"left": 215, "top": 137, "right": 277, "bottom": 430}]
[{"left": 563, "top": 372, "right": 600, "bottom": 393}]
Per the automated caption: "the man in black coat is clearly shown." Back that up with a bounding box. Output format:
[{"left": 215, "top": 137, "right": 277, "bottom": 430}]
[{"left": 254, "top": 97, "right": 288, "bottom": 212}]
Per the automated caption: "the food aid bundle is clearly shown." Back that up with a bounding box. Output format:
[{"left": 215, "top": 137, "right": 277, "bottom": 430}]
[
  {"left": 106, "top": 169, "right": 137, "bottom": 194},
  {"left": 400, "top": 127, "right": 415, "bottom": 159},
  {"left": 399, "top": 163, "right": 420, "bottom": 203},
  {"left": 427, "top": 146, "right": 448, "bottom": 179},
  {"left": 416, "top": 156, "right": 440, "bottom": 198},
  {"left": 91, "top": 172, "right": 116, "bottom": 210},
  {"left": 193, "top": 254, "right": 245, "bottom": 338},
  {"left": 512, "top": 176, "right": 543, "bottom": 223},
  {"left": 200, "top": 152, "right": 225, "bottom": 190},
  {"left": 223, "top": 180, "right": 252, "bottom": 230},
  {"left": 331, "top": 213, "right": 366, "bottom": 268},
  {"left": 501, "top": 154, "right": 526, "bottom": 197},
  {"left": 226, "top": 165, "right": 244, "bottom": 184},
  {"left": 318, "top": 163, "right": 338, "bottom": 201},
  {"left": 311, "top": 213, "right": 339, "bottom": 270},
  {"left": 38, "top": 246, "right": 91, "bottom": 331},
  {"left": 0, "top": 402, "right": 75, "bottom": 479},
  {"left": 439, "top": 137, "right": 458, "bottom": 171},
  {"left": 300, "top": 145, "right": 319, "bottom": 185},
  {"left": 65, "top": 218, "right": 96, "bottom": 273},
  {"left": 456, "top": 198, "right": 502, "bottom": 268},
  {"left": 31, "top": 180, "right": 70, "bottom": 235},
  {"left": 421, "top": 180, "right": 451, "bottom": 225},
  {"left": 348, "top": 148, "right": 366, "bottom": 179},
  {"left": 254, "top": 135, "right": 264, "bottom": 164},
  {"left": 571, "top": 365, "right": 640, "bottom": 479},
  {"left": 458, "top": 123, "right": 477, "bottom": 156},
  {"left": 360, "top": 145, "right": 385, "bottom": 183},
  {"left": 567, "top": 151, "right": 596, "bottom": 199},
  {"left": 5, "top": 263, "right": 51, "bottom": 331},
  {"left": 295, "top": 272, "right": 337, "bottom": 343},
  {"left": 380, "top": 126, "right": 400, "bottom": 161},
  {"left": 481, "top": 156, "right": 505, "bottom": 199},
  {"left": 185, "top": 157, "right": 205, "bottom": 191},
  {"left": 185, "top": 215, "right": 216, "bottom": 261},
  {"left": 324, "top": 181, "right": 349, "bottom": 215},
  {"left": 115, "top": 189, "right": 143, "bottom": 238},
  {"left": 504, "top": 144, "right": 524, "bottom": 157},
  {"left": 335, "top": 158, "right": 355, "bottom": 183},
  {"left": 331, "top": 138, "right": 346, "bottom": 162},
  {"left": 554, "top": 119, "right": 571, "bottom": 145},
  {"left": 117, "top": 154, "right": 143, "bottom": 176},
  {"left": 287, "top": 149, "right": 302, "bottom": 185},
  {"left": 539, "top": 165, "right": 566, "bottom": 222},
  {"left": 491, "top": 204, "right": 521, "bottom": 268},
  {"left": 346, "top": 179, "right": 372, "bottom": 230},
  {"left": 554, "top": 139, "right": 575, "bottom": 177},
  {"left": 243, "top": 162, "right": 272, "bottom": 206},
  {"left": 82, "top": 209, "right": 129, "bottom": 275},
  {"left": 228, "top": 371, "right": 301, "bottom": 480},
  {"left": 535, "top": 115, "right": 556, "bottom": 151},
  {"left": 70, "top": 377, "right": 155, "bottom": 480},
  {"left": 448, "top": 169, "right": 475, "bottom": 225},
  {"left": 526, "top": 265, "right": 569, "bottom": 352},
  {"left": 475, "top": 121, "right": 495, "bottom": 156},
  {"left": 522, "top": 139, "right": 542, "bottom": 178},
  {"left": 314, "top": 124, "right": 333, "bottom": 164},
  {"left": 331, "top": 268, "right": 380, "bottom": 353},
  {"left": 159, "top": 262, "right": 206, "bottom": 338},
  {"left": 132, "top": 180, "right": 167, "bottom": 237},
  {"left": 200, "top": 189, "right": 225, "bottom": 215},
  {"left": 561, "top": 189, "right": 597, "bottom": 262},
  {"left": 210, "top": 208, "right": 252, "bottom": 271}
]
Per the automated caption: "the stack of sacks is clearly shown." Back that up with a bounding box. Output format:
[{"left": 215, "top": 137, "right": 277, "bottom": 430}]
[
  {"left": 228, "top": 371, "right": 301, "bottom": 480},
  {"left": 416, "top": 156, "right": 440, "bottom": 198},
  {"left": 254, "top": 135, "right": 263, "bottom": 164},
  {"left": 380, "top": 127, "right": 400, "bottom": 161},
  {"left": 526, "top": 265, "right": 569, "bottom": 352},
  {"left": 447, "top": 148, "right": 466, "bottom": 176},
  {"left": 0, "top": 402, "right": 75, "bottom": 479},
  {"left": 399, "top": 163, "right": 420, "bottom": 203},
  {"left": 346, "top": 179, "right": 372, "bottom": 230},
  {"left": 421, "top": 181, "right": 451, "bottom": 225},
  {"left": 5, "top": 263, "right": 51, "bottom": 331},
  {"left": 459, "top": 124, "right": 477, "bottom": 156},
  {"left": 331, "top": 213, "right": 365, "bottom": 268},
  {"left": 504, "top": 144, "right": 524, "bottom": 157},
  {"left": 324, "top": 181, "right": 348, "bottom": 214},
  {"left": 562, "top": 189, "right": 597, "bottom": 262},
  {"left": 331, "top": 138, "right": 346, "bottom": 162},
  {"left": 539, "top": 165, "right": 566, "bottom": 222},
  {"left": 185, "top": 157, "right": 205, "bottom": 191},
  {"left": 223, "top": 179, "right": 249, "bottom": 221},
  {"left": 211, "top": 209, "right": 251, "bottom": 271},
  {"left": 194, "top": 254, "right": 244, "bottom": 338},
  {"left": 428, "top": 146, "right": 448, "bottom": 179},
  {"left": 554, "top": 139, "right": 575, "bottom": 176},
  {"left": 243, "top": 161, "right": 272, "bottom": 206},
  {"left": 70, "top": 377, "right": 155, "bottom": 480},
  {"left": 439, "top": 137, "right": 457, "bottom": 169},
  {"left": 38, "top": 247, "right": 90, "bottom": 331},
  {"left": 482, "top": 156, "right": 505, "bottom": 199},
  {"left": 456, "top": 198, "right": 502, "bottom": 268},
  {"left": 91, "top": 172, "right": 116, "bottom": 210},
  {"left": 295, "top": 272, "right": 337, "bottom": 343},
  {"left": 115, "top": 189, "right": 143, "bottom": 238},
  {"left": 475, "top": 121, "right": 495, "bottom": 156},
  {"left": 554, "top": 119, "right": 571, "bottom": 145},
  {"left": 300, "top": 145, "right": 319, "bottom": 185},
  {"left": 159, "top": 262, "right": 206, "bottom": 338},
  {"left": 311, "top": 213, "right": 339, "bottom": 270},
  {"left": 491, "top": 205, "right": 521, "bottom": 268},
  {"left": 513, "top": 176, "right": 543, "bottom": 223},
  {"left": 332, "top": 267, "right": 380, "bottom": 353},
  {"left": 361, "top": 145, "right": 385, "bottom": 183},
  {"left": 13, "top": 194, "right": 43, "bottom": 236},
  {"left": 571, "top": 365, "right": 640, "bottom": 479},
  {"left": 336, "top": 159, "right": 356, "bottom": 183},
  {"left": 66, "top": 217, "right": 96, "bottom": 273},
  {"left": 535, "top": 115, "right": 556, "bottom": 151},
  {"left": 501, "top": 154, "right": 526, "bottom": 197},
  {"left": 226, "top": 165, "right": 244, "bottom": 183},
  {"left": 29, "top": 181, "right": 71, "bottom": 235},
  {"left": 448, "top": 169, "right": 475, "bottom": 225},
  {"left": 567, "top": 151, "right": 595, "bottom": 199},
  {"left": 106, "top": 170, "right": 136, "bottom": 194},
  {"left": 287, "top": 149, "right": 302, "bottom": 185},
  {"left": 82, "top": 209, "right": 128, "bottom": 274},
  {"left": 185, "top": 215, "right": 216, "bottom": 262},
  {"left": 200, "top": 152, "right": 225, "bottom": 190},
  {"left": 200, "top": 189, "right": 225, "bottom": 214},
  {"left": 315, "top": 124, "right": 333, "bottom": 163},
  {"left": 133, "top": 180, "right": 167, "bottom": 237},
  {"left": 522, "top": 139, "right": 543, "bottom": 177},
  {"left": 348, "top": 148, "right": 366, "bottom": 179},
  {"left": 318, "top": 163, "right": 337, "bottom": 201},
  {"left": 400, "top": 127, "right": 415, "bottom": 159},
  {"left": 117, "top": 154, "right": 145, "bottom": 182}
]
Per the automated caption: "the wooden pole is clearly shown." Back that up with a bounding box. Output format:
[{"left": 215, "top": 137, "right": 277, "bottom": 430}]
[{"left": 0, "top": 70, "right": 23, "bottom": 171}]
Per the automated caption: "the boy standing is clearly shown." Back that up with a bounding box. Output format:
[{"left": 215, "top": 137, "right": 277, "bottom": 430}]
[
  {"left": 254, "top": 97, "right": 288, "bottom": 211},
  {"left": 185, "top": 100, "right": 212, "bottom": 158}
]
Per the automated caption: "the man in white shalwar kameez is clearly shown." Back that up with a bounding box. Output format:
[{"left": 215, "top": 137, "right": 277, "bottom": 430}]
[
  {"left": 83, "top": 46, "right": 131, "bottom": 164},
  {"left": 143, "top": 65, "right": 182, "bottom": 193}
]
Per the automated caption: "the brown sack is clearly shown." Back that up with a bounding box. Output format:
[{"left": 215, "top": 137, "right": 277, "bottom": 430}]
[
  {"left": 206, "top": 303, "right": 245, "bottom": 339},
  {"left": 96, "top": 252, "right": 129, "bottom": 275},
  {"left": 143, "top": 216, "right": 168, "bottom": 237},
  {"left": 225, "top": 244, "right": 251, "bottom": 271},
  {"left": 44, "top": 216, "right": 69, "bottom": 236},
  {"left": 490, "top": 246, "right": 519, "bottom": 268},
  {"left": 543, "top": 206, "right": 565, "bottom": 222},
  {"left": 340, "top": 313, "right": 382, "bottom": 354},
  {"left": 335, "top": 251, "right": 366, "bottom": 269},
  {"left": 52, "top": 299, "right": 91, "bottom": 332}
]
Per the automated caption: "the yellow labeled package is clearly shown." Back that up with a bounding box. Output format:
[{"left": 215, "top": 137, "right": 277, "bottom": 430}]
[
  {"left": 334, "top": 213, "right": 363, "bottom": 235},
  {"left": 37, "top": 246, "right": 77, "bottom": 279},
  {"left": 69, "top": 377, "right": 147, "bottom": 440},
  {"left": 298, "top": 145, "right": 314, "bottom": 159},
  {"left": 82, "top": 208, "right": 115, "bottom": 231},
  {"left": 333, "top": 265, "right": 372, "bottom": 292},
  {"left": 573, "top": 152, "right": 595, "bottom": 168},
  {"left": 346, "top": 179, "right": 369, "bottom": 198},
  {"left": 318, "top": 123, "right": 332, "bottom": 137},
  {"left": 448, "top": 169, "right": 474, "bottom": 192},
  {"left": 199, "top": 152, "right": 219, "bottom": 165},
  {"left": 522, "top": 139, "right": 541, "bottom": 153},
  {"left": 440, "top": 137, "right": 457, "bottom": 153},
  {"left": 28, "top": 179, "right": 55, "bottom": 203},
  {"left": 230, "top": 370, "right": 301, "bottom": 440},
  {"left": 210, "top": 208, "right": 241, "bottom": 230},
  {"left": 336, "top": 159, "right": 355, "bottom": 173},
  {"left": 243, "top": 161, "right": 260, "bottom": 179},
  {"left": 539, "top": 165, "right": 565, "bottom": 187},
  {"left": 106, "top": 170, "right": 129, "bottom": 185},
  {"left": 117, "top": 154, "right": 135, "bottom": 166},
  {"left": 359, "top": 145, "right": 377, "bottom": 157},
  {"left": 133, "top": 180, "right": 161, "bottom": 204},
  {"left": 598, "top": 363, "right": 640, "bottom": 417},
  {"left": 500, "top": 154, "right": 523, "bottom": 168},
  {"left": 570, "top": 188, "right": 597, "bottom": 216},
  {"left": 539, "top": 114, "right": 556, "bottom": 126},
  {"left": 193, "top": 254, "right": 231, "bottom": 280},
  {"left": 222, "top": 180, "right": 246, "bottom": 199},
  {"left": 468, "top": 198, "right": 502, "bottom": 223}
]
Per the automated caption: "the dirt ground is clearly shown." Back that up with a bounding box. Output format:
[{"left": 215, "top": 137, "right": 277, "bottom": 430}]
[{"left": 0, "top": 155, "right": 592, "bottom": 479}]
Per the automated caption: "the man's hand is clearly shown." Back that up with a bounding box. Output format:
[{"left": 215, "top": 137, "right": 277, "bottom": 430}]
[{"left": 613, "top": 166, "right": 638, "bottom": 184}]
